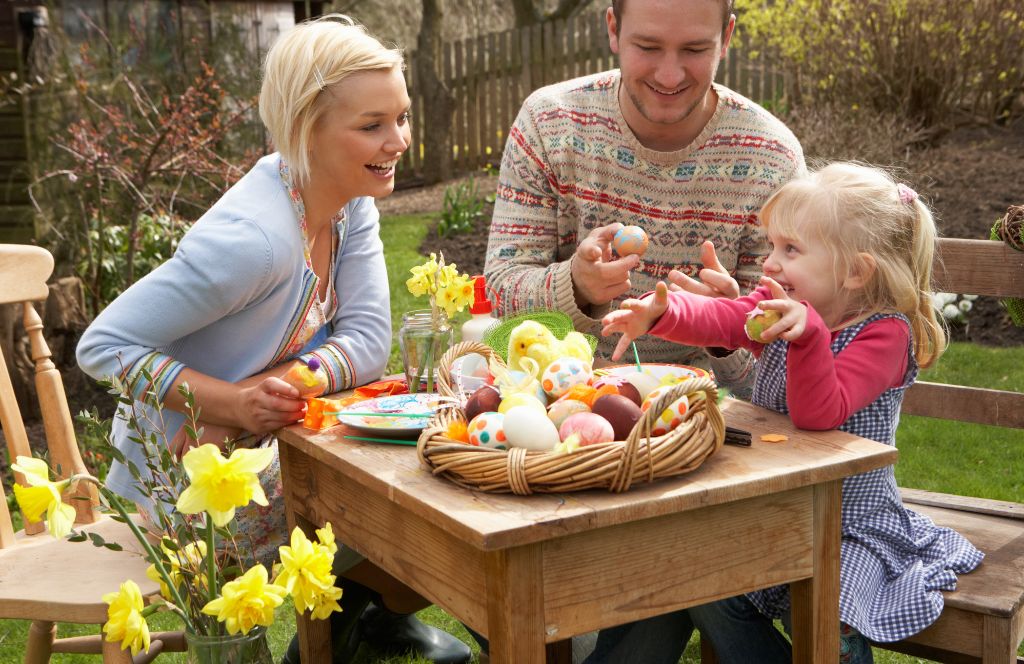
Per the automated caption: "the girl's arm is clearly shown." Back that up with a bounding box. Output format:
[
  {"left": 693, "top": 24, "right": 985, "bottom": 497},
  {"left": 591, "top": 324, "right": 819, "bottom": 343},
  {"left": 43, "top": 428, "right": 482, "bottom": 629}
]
[
  {"left": 785, "top": 309, "right": 910, "bottom": 429},
  {"left": 648, "top": 286, "right": 773, "bottom": 352}
]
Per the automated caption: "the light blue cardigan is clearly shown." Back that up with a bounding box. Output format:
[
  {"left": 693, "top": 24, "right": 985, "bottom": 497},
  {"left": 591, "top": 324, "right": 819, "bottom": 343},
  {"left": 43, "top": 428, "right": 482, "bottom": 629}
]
[{"left": 77, "top": 153, "right": 391, "bottom": 503}]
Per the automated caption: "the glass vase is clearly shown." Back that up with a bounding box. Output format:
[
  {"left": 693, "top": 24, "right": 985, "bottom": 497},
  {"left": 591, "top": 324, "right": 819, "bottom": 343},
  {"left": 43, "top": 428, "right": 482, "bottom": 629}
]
[
  {"left": 399, "top": 309, "right": 453, "bottom": 393},
  {"left": 186, "top": 626, "right": 272, "bottom": 664}
]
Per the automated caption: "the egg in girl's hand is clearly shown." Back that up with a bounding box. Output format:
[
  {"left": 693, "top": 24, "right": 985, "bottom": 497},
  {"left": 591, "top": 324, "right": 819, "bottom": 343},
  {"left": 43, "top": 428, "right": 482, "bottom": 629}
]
[
  {"left": 547, "top": 398, "right": 591, "bottom": 429},
  {"left": 467, "top": 411, "right": 507, "bottom": 449},
  {"left": 745, "top": 307, "right": 783, "bottom": 343},
  {"left": 640, "top": 385, "right": 691, "bottom": 436},
  {"left": 541, "top": 357, "right": 594, "bottom": 399},
  {"left": 612, "top": 225, "right": 649, "bottom": 257},
  {"left": 498, "top": 392, "right": 547, "bottom": 415},
  {"left": 503, "top": 405, "right": 561, "bottom": 451},
  {"left": 558, "top": 412, "right": 615, "bottom": 446}
]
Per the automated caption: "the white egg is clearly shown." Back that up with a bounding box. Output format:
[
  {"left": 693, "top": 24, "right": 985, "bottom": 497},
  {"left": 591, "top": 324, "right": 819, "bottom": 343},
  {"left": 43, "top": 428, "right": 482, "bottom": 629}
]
[
  {"left": 502, "top": 405, "right": 561, "bottom": 451},
  {"left": 623, "top": 370, "right": 661, "bottom": 400}
]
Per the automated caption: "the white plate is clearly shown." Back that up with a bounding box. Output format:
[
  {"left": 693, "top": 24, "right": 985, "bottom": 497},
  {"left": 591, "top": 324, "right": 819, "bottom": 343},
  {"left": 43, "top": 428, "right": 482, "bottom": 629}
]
[
  {"left": 335, "top": 393, "right": 443, "bottom": 437},
  {"left": 602, "top": 363, "right": 712, "bottom": 384}
]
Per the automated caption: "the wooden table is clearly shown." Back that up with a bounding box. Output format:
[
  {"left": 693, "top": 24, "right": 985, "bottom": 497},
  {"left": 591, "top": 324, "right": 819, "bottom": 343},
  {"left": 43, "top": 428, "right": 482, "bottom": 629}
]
[{"left": 278, "top": 397, "right": 897, "bottom": 663}]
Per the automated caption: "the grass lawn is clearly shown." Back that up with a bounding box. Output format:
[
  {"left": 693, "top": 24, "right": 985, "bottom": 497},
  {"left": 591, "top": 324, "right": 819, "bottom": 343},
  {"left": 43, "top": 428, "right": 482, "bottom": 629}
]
[{"left": 1, "top": 212, "right": 1020, "bottom": 662}]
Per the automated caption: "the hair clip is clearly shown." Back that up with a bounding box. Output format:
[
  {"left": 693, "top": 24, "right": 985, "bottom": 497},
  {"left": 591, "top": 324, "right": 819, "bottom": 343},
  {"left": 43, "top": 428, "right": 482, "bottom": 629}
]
[
  {"left": 897, "top": 183, "right": 918, "bottom": 205},
  {"left": 312, "top": 65, "right": 327, "bottom": 92}
]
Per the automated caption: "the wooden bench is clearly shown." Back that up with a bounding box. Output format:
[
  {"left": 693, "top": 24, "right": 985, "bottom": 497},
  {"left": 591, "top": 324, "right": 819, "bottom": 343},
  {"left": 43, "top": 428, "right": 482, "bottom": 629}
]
[{"left": 874, "top": 238, "right": 1024, "bottom": 663}]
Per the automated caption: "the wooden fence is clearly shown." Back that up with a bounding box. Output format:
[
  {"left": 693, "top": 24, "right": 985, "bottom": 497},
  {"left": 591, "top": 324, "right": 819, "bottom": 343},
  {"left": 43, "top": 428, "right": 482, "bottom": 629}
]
[{"left": 398, "top": 11, "right": 785, "bottom": 184}]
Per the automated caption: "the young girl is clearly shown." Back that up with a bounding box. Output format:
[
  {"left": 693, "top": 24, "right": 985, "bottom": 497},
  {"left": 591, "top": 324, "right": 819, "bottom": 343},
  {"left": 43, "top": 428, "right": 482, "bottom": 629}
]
[{"left": 599, "top": 163, "right": 984, "bottom": 663}]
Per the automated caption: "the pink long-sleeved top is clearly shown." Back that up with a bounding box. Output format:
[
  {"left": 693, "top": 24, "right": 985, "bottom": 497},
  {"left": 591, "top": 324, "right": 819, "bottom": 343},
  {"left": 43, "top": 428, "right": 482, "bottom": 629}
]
[{"left": 647, "top": 286, "right": 910, "bottom": 430}]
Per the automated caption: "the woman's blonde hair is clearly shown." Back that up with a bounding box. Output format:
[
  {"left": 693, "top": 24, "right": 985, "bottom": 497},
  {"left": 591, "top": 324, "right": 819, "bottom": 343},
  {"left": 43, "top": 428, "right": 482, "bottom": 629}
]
[
  {"left": 760, "top": 162, "right": 946, "bottom": 368},
  {"left": 259, "top": 14, "right": 404, "bottom": 186}
]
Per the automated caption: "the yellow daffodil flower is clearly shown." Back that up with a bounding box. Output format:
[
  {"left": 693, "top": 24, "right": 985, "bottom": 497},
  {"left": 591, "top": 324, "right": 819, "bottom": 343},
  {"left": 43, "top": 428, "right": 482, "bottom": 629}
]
[
  {"left": 146, "top": 540, "right": 208, "bottom": 601},
  {"left": 102, "top": 580, "right": 151, "bottom": 655},
  {"left": 11, "top": 456, "right": 76, "bottom": 539},
  {"left": 176, "top": 444, "right": 274, "bottom": 527},
  {"left": 275, "top": 526, "right": 340, "bottom": 617},
  {"left": 202, "top": 565, "right": 287, "bottom": 635}
]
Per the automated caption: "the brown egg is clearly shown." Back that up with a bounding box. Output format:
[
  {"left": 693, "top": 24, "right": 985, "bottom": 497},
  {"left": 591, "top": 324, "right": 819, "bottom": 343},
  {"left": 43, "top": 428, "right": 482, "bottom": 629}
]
[
  {"left": 593, "top": 376, "right": 643, "bottom": 407},
  {"left": 465, "top": 385, "right": 502, "bottom": 422},
  {"left": 592, "top": 394, "right": 643, "bottom": 440}
]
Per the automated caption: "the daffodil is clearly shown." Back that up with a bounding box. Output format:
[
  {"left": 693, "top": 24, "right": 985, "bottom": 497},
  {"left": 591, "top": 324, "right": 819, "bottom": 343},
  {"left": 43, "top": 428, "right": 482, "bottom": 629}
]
[
  {"left": 102, "top": 580, "right": 151, "bottom": 655},
  {"left": 11, "top": 456, "right": 76, "bottom": 539},
  {"left": 146, "top": 540, "right": 208, "bottom": 601},
  {"left": 176, "top": 444, "right": 274, "bottom": 526},
  {"left": 202, "top": 565, "right": 287, "bottom": 635},
  {"left": 275, "top": 526, "right": 340, "bottom": 617}
]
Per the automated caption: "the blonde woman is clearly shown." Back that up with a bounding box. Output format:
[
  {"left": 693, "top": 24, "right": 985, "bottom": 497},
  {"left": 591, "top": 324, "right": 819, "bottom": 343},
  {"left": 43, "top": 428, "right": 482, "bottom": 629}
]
[
  {"left": 597, "top": 163, "right": 982, "bottom": 663},
  {"left": 77, "top": 15, "right": 471, "bottom": 664}
]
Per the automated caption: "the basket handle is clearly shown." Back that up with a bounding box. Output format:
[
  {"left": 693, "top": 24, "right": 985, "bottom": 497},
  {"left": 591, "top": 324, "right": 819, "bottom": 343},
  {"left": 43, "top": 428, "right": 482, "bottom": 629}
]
[
  {"left": 611, "top": 375, "right": 725, "bottom": 492},
  {"left": 434, "top": 341, "right": 508, "bottom": 398}
]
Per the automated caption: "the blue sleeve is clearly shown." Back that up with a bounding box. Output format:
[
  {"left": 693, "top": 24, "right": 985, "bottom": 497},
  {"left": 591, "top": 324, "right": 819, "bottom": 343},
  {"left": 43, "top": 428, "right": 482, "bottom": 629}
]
[
  {"left": 76, "top": 217, "right": 276, "bottom": 401},
  {"left": 300, "top": 197, "right": 391, "bottom": 390}
]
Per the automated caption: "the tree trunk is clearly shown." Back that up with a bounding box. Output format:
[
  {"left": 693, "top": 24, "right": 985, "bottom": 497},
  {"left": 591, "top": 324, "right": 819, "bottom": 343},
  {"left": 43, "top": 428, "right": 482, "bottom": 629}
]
[{"left": 416, "top": 0, "right": 455, "bottom": 184}]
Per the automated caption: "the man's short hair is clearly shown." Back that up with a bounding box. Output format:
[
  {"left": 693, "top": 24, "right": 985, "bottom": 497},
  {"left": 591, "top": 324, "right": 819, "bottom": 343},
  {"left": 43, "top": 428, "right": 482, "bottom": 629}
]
[{"left": 610, "top": 0, "right": 734, "bottom": 35}]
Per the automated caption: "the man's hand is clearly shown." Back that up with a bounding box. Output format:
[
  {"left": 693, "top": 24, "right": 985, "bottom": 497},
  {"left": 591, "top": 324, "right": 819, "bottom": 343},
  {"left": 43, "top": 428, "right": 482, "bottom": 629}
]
[
  {"left": 571, "top": 224, "right": 641, "bottom": 308},
  {"left": 668, "top": 240, "right": 740, "bottom": 299},
  {"left": 601, "top": 281, "right": 670, "bottom": 360}
]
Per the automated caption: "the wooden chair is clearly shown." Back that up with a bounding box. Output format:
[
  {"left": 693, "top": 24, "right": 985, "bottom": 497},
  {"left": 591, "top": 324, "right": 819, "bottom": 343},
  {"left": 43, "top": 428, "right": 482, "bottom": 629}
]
[
  {"left": 0, "top": 244, "right": 185, "bottom": 663},
  {"left": 700, "top": 238, "right": 1024, "bottom": 664}
]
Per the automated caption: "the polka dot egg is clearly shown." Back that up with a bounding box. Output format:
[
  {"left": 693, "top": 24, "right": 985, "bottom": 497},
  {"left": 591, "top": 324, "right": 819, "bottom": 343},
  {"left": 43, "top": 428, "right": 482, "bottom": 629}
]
[
  {"left": 612, "top": 225, "right": 649, "bottom": 257},
  {"left": 467, "top": 411, "right": 507, "bottom": 449},
  {"left": 541, "top": 357, "right": 594, "bottom": 399},
  {"left": 640, "top": 385, "right": 690, "bottom": 436}
]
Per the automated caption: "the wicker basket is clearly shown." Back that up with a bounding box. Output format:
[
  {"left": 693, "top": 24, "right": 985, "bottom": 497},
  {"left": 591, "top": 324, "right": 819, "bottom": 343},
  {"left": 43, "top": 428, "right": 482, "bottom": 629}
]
[{"left": 417, "top": 341, "right": 726, "bottom": 494}]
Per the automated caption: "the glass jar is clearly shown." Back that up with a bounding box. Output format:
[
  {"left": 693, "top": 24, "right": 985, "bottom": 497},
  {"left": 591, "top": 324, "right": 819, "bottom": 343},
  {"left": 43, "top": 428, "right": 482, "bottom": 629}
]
[
  {"left": 399, "top": 309, "right": 454, "bottom": 393},
  {"left": 186, "top": 626, "right": 272, "bottom": 664}
]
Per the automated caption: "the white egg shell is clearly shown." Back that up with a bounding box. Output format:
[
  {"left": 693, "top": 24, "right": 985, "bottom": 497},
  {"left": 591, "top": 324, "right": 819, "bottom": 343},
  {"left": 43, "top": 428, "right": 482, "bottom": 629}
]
[
  {"left": 623, "top": 370, "right": 662, "bottom": 400},
  {"left": 502, "top": 405, "right": 561, "bottom": 451},
  {"left": 640, "top": 385, "right": 690, "bottom": 436},
  {"left": 467, "top": 411, "right": 507, "bottom": 449},
  {"left": 547, "top": 398, "right": 591, "bottom": 429},
  {"left": 540, "top": 357, "right": 594, "bottom": 398}
]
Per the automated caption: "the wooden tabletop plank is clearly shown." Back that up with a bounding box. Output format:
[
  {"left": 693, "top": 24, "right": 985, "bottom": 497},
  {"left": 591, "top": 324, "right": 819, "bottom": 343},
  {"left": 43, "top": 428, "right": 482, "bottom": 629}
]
[{"left": 277, "top": 398, "right": 896, "bottom": 551}]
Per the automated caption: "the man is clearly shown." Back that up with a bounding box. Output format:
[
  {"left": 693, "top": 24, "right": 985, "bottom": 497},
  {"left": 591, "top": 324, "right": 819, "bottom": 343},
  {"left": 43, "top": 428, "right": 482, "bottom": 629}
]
[{"left": 484, "top": 0, "right": 805, "bottom": 390}]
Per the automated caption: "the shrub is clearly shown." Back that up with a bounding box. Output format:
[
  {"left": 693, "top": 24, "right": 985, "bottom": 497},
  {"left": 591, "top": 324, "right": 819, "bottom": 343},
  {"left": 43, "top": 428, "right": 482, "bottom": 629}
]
[{"left": 438, "top": 177, "right": 484, "bottom": 237}]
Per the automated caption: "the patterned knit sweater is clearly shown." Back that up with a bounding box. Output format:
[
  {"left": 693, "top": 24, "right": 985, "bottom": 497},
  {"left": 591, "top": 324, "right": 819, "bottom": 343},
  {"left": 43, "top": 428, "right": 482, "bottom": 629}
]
[{"left": 484, "top": 71, "right": 805, "bottom": 374}]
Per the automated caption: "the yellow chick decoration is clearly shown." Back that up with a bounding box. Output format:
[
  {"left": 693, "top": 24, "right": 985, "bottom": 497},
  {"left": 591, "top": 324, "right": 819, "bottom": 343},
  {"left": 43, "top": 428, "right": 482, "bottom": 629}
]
[{"left": 507, "top": 320, "right": 593, "bottom": 376}]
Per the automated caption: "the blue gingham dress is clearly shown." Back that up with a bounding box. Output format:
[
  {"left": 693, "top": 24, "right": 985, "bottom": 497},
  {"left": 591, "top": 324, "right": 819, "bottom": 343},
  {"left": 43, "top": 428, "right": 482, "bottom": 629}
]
[{"left": 746, "top": 313, "right": 984, "bottom": 642}]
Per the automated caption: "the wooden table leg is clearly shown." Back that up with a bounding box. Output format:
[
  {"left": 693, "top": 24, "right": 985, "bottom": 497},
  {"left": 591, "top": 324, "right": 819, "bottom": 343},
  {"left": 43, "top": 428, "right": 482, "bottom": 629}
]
[
  {"left": 790, "top": 479, "right": 841, "bottom": 664},
  {"left": 281, "top": 445, "right": 333, "bottom": 664},
  {"left": 485, "top": 544, "right": 547, "bottom": 664}
]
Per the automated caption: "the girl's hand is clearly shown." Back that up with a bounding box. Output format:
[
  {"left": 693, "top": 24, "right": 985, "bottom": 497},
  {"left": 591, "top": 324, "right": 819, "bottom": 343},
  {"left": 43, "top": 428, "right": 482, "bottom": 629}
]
[
  {"left": 667, "top": 241, "right": 740, "bottom": 299},
  {"left": 235, "top": 377, "right": 306, "bottom": 435},
  {"left": 757, "top": 276, "right": 807, "bottom": 343},
  {"left": 601, "top": 281, "right": 670, "bottom": 360}
]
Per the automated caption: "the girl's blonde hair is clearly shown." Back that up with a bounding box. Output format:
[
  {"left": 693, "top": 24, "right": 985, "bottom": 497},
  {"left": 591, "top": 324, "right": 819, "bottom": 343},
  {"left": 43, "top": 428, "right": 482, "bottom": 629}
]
[
  {"left": 259, "top": 14, "right": 404, "bottom": 187},
  {"left": 760, "top": 162, "right": 946, "bottom": 368}
]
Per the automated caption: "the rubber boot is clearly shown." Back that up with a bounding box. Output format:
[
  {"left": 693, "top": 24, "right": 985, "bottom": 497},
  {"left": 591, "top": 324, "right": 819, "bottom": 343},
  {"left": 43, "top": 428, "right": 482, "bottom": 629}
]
[
  {"left": 281, "top": 579, "right": 373, "bottom": 664},
  {"left": 359, "top": 599, "right": 472, "bottom": 664}
]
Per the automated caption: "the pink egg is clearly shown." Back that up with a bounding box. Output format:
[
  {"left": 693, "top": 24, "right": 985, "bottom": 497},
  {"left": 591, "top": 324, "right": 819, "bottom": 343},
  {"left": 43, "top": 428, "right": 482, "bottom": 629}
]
[
  {"left": 640, "top": 385, "right": 690, "bottom": 436},
  {"left": 612, "top": 225, "right": 649, "bottom": 257},
  {"left": 559, "top": 412, "right": 615, "bottom": 446}
]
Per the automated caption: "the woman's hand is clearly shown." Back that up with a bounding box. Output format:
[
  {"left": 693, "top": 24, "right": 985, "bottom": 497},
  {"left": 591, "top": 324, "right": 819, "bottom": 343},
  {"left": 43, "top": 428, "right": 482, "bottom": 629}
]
[
  {"left": 668, "top": 241, "right": 740, "bottom": 299},
  {"left": 756, "top": 276, "right": 807, "bottom": 343},
  {"left": 234, "top": 377, "right": 306, "bottom": 435},
  {"left": 170, "top": 423, "right": 242, "bottom": 458},
  {"left": 601, "top": 281, "right": 670, "bottom": 360}
]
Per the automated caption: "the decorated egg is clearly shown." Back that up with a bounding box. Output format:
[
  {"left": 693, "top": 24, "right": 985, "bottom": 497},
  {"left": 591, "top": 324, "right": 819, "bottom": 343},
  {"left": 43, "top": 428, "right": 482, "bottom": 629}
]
[
  {"left": 465, "top": 385, "right": 502, "bottom": 422},
  {"left": 592, "top": 394, "right": 643, "bottom": 440},
  {"left": 640, "top": 385, "right": 691, "bottom": 436},
  {"left": 592, "top": 376, "right": 643, "bottom": 406},
  {"left": 621, "top": 370, "right": 662, "bottom": 401},
  {"left": 498, "top": 392, "right": 547, "bottom": 415},
  {"left": 541, "top": 357, "right": 594, "bottom": 399},
  {"left": 612, "top": 225, "right": 649, "bottom": 257},
  {"left": 547, "top": 398, "right": 591, "bottom": 429},
  {"left": 503, "top": 406, "right": 561, "bottom": 451},
  {"left": 467, "top": 411, "right": 507, "bottom": 449},
  {"left": 559, "top": 412, "right": 615, "bottom": 446},
  {"left": 745, "top": 307, "right": 783, "bottom": 343}
]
